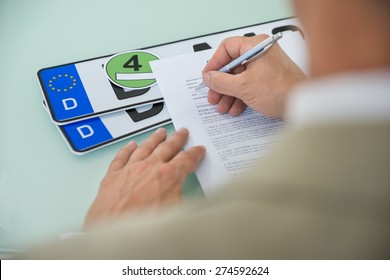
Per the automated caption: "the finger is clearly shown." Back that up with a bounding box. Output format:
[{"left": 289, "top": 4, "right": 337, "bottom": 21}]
[
  {"left": 208, "top": 90, "right": 222, "bottom": 105},
  {"left": 172, "top": 146, "right": 206, "bottom": 176},
  {"left": 229, "top": 98, "right": 247, "bottom": 117},
  {"left": 203, "top": 35, "right": 269, "bottom": 73},
  {"left": 108, "top": 141, "right": 138, "bottom": 172},
  {"left": 217, "top": 95, "right": 236, "bottom": 114},
  {"left": 129, "top": 128, "right": 167, "bottom": 163},
  {"left": 203, "top": 70, "right": 245, "bottom": 98},
  {"left": 151, "top": 127, "right": 189, "bottom": 162},
  {"left": 203, "top": 36, "right": 246, "bottom": 73},
  {"left": 207, "top": 63, "right": 246, "bottom": 107}
]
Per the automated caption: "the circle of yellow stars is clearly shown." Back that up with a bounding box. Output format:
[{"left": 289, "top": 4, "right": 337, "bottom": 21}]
[{"left": 49, "top": 74, "right": 77, "bottom": 92}]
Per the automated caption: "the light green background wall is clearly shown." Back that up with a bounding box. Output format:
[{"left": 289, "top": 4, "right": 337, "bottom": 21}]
[{"left": 0, "top": 0, "right": 293, "bottom": 249}]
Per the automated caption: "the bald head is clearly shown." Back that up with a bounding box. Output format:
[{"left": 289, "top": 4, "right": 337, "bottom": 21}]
[{"left": 292, "top": 0, "right": 390, "bottom": 77}]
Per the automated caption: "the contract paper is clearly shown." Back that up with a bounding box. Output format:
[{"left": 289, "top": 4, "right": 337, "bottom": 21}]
[{"left": 151, "top": 46, "right": 304, "bottom": 195}]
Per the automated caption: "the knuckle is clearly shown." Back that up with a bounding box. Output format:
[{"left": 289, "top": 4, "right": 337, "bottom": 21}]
[
  {"left": 139, "top": 142, "right": 153, "bottom": 152},
  {"left": 158, "top": 163, "right": 176, "bottom": 181},
  {"left": 141, "top": 138, "right": 158, "bottom": 151},
  {"left": 130, "top": 159, "right": 152, "bottom": 175},
  {"left": 208, "top": 91, "right": 220, "bottom": 104},
  {"left": 134, "top": 148, "right": 151, "bottom": 161},
  {"left": 221, "top": 37, "right": 233, "bottom": 45},
  {"left": 257, "top": 34, "right": 270, "bottom": 41},
  {"left": 162, "top": 139, "right": 179, "bottom": 152},
  {"left": 218, "top": 98, "right": 233, "bottom": 113},
  {"left": 181, "top": 150, "right": 197, "bottom": 165},
  {"left": 221, "top": 36, "right": 244, "bottom": 52}
]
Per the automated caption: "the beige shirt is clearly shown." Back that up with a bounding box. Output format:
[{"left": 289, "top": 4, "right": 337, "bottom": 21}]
[{"left": 27, "top": 70, "right": 390, "bottom": 259}]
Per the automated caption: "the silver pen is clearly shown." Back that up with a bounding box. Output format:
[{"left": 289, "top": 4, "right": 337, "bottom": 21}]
[{"left": 197, "top": 32, "right": 283, "bottom": 89}]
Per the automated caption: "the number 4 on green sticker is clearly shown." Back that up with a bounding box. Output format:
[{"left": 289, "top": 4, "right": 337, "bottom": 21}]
[
  {"left": 123, "top": 55, "right": 142, "bottom": 71},
  {"left": 104, "top": 50, "right": 160, "bottom": 90}
]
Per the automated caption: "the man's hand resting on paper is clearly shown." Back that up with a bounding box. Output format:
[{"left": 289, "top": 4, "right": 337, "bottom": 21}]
[
  {"left": 84, "top": 128, "right": 205, "bottom": 229},
  {"left": 202, "top": 34, "right": 306, "bottom": 119}
]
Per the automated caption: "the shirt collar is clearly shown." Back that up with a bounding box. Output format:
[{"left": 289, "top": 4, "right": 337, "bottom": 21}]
[{"left": 285, "top": 69, "right": 390, "bottom": 127}]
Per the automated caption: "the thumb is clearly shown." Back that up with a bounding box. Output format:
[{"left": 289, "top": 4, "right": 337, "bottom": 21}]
[{"left": 203, "top": 71, "right": 243, "bottom": 98}]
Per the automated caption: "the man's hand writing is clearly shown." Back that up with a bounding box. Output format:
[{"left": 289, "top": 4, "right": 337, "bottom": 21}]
[{"left": 203, "top": 34, "right": 306, "bottom": 118}]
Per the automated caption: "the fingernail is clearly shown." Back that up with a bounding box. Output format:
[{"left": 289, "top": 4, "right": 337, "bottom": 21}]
[
  {"left": 202, "top": 72, "right": 210, "bottom": 87},
  {"left": 197, "top": 145, "right": 206, "bottom": 157},
  {"left": 155, "top": 127, "right": 166, "bottom": 134},
  {"left": 127, "top": 141, "right": 137, "bottom": 147},
  {"left": 177, "top": 127, "right": 188, "bottom": 133}
]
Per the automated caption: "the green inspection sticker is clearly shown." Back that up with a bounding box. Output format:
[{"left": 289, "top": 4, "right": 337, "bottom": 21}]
[{"left": 104, "top": 50, "right": 160, "bottom": 90}]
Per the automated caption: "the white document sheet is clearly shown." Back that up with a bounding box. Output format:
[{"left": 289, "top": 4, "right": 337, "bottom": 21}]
[{"left": 151, "top": 46, "right": 302, "bottom": 195}]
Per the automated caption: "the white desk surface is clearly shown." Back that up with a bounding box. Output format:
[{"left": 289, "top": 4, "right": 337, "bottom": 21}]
[{"left": 0, "top": 0, "right": 293, "bottom": 248}]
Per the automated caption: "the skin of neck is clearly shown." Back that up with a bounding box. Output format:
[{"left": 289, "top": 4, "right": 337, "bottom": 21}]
[{"left": 293, "top": 0, "right": 390, "bottom": 77}]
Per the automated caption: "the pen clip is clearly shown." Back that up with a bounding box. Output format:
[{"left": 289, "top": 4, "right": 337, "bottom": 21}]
[{"left": 241, "top": 48, "right": 265, "bottom": 66}]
